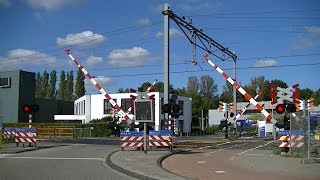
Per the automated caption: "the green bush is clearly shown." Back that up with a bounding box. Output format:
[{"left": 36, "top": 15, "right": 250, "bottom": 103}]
[{"left": 204, "top": 126, "right": 219, "bottom": 134}]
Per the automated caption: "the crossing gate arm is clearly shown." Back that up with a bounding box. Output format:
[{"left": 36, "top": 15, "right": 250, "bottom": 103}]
[
  {"left": 64, "top": 49, "right": 130, "bottom": 124},
  {"left": 203, "top": 54, "right": 277, "bottom": 124}
]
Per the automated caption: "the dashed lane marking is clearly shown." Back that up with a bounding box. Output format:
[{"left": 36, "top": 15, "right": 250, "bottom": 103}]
[
  {"left": 230, "top": 141, "right": 274, "bottom": 160},
  {"left": 214, "top": 171, "right": 226, "bottom": 174},
  {"left": 204, "top": 143, "right": 248, "bottom": 156}
]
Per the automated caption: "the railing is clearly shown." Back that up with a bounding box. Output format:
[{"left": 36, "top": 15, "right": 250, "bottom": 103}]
[{"left": 37, "top": 127, "right": 75, "bottom": 138}]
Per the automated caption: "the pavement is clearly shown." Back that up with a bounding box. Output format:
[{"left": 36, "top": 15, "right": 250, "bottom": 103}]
[
  {"left": 0, "top": 141, "right": 69, "bottom": 154},
  {"left": 1, "top": 139, "right": 320, "bottom": 180}
]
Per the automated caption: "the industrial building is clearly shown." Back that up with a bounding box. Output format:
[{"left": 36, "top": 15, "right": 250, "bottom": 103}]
[{"left": 0, "top": 70, "right": 73, "bottom": 123}]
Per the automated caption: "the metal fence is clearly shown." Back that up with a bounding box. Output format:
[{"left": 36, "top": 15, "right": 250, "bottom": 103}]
[{"left": 289, "top": 111, "right": 320, "bottom": 158}]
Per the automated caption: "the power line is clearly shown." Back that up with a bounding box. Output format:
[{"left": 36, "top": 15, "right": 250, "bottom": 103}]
[
  {"left": 89, "top": 62, "right": 320, "bottom": 78},
  {"left": 1, "top": 21, "right": 162, "bottom": 62},
  {"left": 190, "top": 9, "right": 320, "bottom": 17}
]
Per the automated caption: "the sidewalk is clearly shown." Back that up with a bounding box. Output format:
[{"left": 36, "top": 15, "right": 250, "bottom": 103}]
[{"left": 107, "top": 150, "right": 189, "bottom": 180}]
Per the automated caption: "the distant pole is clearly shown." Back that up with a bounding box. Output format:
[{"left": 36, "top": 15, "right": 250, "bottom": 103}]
[
  {"left": 201, "top": 109, "right": 204, "bottom": 131},
  {"left": 144, "top": 122, "right": 147, "bottom": 154},
  {"left": 307, "top": 105, "right": 311, "bottom": 159}
]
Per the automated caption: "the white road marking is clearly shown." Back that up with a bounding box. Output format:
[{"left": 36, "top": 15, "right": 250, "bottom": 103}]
[
  {"left": 214, "top": 171, "right": 226, "bottom": 174},
  {"left": 0, "top": 154, "right": 12, "bottom": 158},
  {"left": 242, "top": 154, "right": 264, "bottom": 156},
  {"left": 197, "top": 161, "right": 206, "bottom": 163},
  {"left": 230, "top": 141, "right": 273, "bottom": 160},
  {"left": 2, "top": 156, "right": 102, "bottom": 160},
  {"left": 217, "top": 142, "right": 231, "bottom": 146},
  {"left": 204, "top": 143, "right": 248, "bottom": 156}
]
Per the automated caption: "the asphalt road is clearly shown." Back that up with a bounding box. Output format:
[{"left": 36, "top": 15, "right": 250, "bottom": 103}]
[
  {"left": 0, "top": 144, "right": 134, "bottom": 180},
  {"left": 163, "top": 138, "right": 320, "bottom": 180}
]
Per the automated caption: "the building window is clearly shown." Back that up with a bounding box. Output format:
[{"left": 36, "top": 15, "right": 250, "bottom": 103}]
[
  {"left": 104, "top": 99, "right": 116, "bottom": 114},
  {"left": 178, "top": 100, "right": 184, "bottom": 115},
  {"left": 121, "top": 98, "right": 133, "bottom": 114}
]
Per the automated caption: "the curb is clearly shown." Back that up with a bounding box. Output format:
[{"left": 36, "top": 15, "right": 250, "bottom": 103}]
[
  {"left": 301, "top": 158, "right": 320, "bottom": 164},
  {"left": 156, "top": 150, "right": 191, "bottom": 180},
  {"left": 106, "top": 150, "right": 158, "bottom": 180}
]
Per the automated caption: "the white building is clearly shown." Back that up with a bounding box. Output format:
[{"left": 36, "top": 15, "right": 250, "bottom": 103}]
[{"left": 54, "top": 92, "right": 192, "bottom": 133}]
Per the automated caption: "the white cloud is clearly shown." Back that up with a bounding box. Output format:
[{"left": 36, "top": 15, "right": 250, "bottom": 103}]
[
  {"left": 156, "top": 28, "right": 183, "bottom": 38},
  {"left": 177, "top": 0, "right": 211, "bottom": 11},
  {"left": 84, "top": 76, "right": 112, "bottom": 91},
  {"left": 293, "top": 25, "right": 320, "bottom": 49},
  {"left": 57, "top": 31, "right": 105, "bottom": 48},
  {"left": 24, "top": 0, "right": 84, "bottom": 11},
  {"left": 253, "top": 59, "right": 277, "bottom": 68},
  {"left": 85, "top": 55, "right": 103, "bottom": 67},
  {"left": 0, "top": 49, "right": 59, "bottom": 71},
  {"left": 0, "top": 0, "right": 11, "bottom": 7},
  {"left": 138, "top": 18, "right": 151, "bottom": 26},
  {"left": 108, "top": 47, "right": 152, "bottom": 67},
  {"left": 305, "top": 26, "right": 320, "bottom": 35}
]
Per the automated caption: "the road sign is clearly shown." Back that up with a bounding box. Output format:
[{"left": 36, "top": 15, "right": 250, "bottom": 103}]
[{"left": 134, "top": 99, "right": 154, "bottom": 123}]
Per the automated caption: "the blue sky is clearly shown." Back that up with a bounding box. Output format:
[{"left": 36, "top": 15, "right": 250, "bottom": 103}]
[{"left": 0, "top": 0, "right": 319, "bottom": 95}]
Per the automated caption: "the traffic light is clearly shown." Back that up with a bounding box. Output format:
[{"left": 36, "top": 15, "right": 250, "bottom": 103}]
[
  {"left": 162, "top": 104, "right": 170, "bottom": 113},
  {"left": 22, "top": 104, "right": 39, "bottom": 113},
  {"left": 23, "top": 105, "right": 31, "bottom": 113},
  {"left": 172, "top": 104, "right": 180, "bottom": 114},
  {"left": 219, "top": 101, "right": 227, "bottom": 112},
  {"left": 283, "top": 113, "right": 290, "bottom": 130},
  {"left": 275, "top": 104, "right": 286, "bottom": 114},
  {"left": 285, "top": 103, "right": 297, "bottom": 113}
]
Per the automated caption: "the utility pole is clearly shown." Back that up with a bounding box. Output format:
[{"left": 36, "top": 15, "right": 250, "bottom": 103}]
[
  {"left": 163, "top": 3, "right": 171, "bottom": 150},
  {"left": 233, "top": 58, "right": 237, "bottom": 135}
]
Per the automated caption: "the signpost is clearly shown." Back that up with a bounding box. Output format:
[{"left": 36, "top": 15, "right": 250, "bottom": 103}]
[{"left": 134, "top": 99, "right": 154, "bottom": 154}]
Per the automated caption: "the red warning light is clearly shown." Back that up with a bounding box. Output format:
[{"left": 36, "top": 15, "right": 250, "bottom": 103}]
[
  {"left": 275, "top": 104, "right": 285, "bottom": 114},
  {"left": 23, "top": 105, "right": 31, "bottom": 113}
]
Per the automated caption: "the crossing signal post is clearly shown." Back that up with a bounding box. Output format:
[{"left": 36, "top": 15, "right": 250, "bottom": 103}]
[{"left": 22, "top": 104, "right": 39, "bottom": 128}]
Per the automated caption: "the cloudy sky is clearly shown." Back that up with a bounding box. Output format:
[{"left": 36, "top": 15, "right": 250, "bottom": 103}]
[{"left": 0, "top": 0, "right": 319, "bottom": 94}]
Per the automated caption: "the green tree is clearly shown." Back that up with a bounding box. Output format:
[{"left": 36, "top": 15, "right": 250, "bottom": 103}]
[
  {"left": 47, "top": 70, "right": 57, "bottom": 99},
  {"left": 35, "top": 72, "right": 42, "bottom": 98},
  {"left": 138, "top": 82, "right": 151, "bottom": 92},
  {"left": 75, "top": 69, "right": 85, "bottom": 98},
  {"left": 312, "top": 89, "right": 320, "bottom": 106},
  {"left": 64, "top": 71, "right": 74, "bottom": 101},
  {"left": 299, "top": 88, "right": 313, "bottom": 100},
  {"left": 117, "top": 88, "right": 130, "bottom": 93},
  {"left": 220, "top": 81, "right": 233, "bottom": 102},
  {"left": 199, "top": 75, "right": 218, "bottom": 110},
  {"left": 57, "top": 70, "right": 66, "bottom": 100},
  {"left": 187, "top": 76, "right": 199, "bottom": 94},
  {"left": 152, "top": 82, "right": 174, "bottom": 93},
  {"left": 39, "top": 71, "right": 49, "bottom": 99}
]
